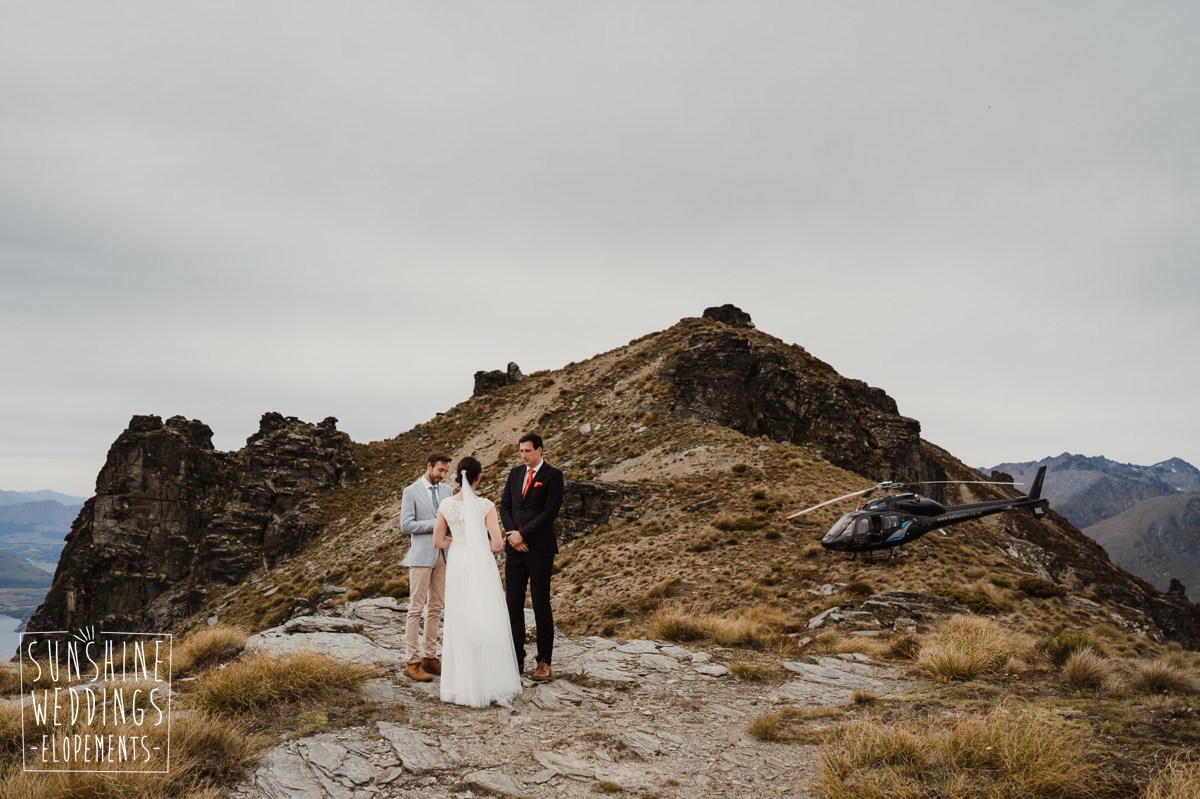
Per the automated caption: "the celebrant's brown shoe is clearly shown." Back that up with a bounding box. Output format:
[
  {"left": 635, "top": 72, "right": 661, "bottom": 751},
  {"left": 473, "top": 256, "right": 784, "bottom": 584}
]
[
  {"left": 404, "top": 662, "right": 432, "bottom": 682},
  {"left": 420, "top": 657, "right": 442, "bottom": 676},
  {"left": 531, "top": 661, "right": 552, "bottom": 682}
]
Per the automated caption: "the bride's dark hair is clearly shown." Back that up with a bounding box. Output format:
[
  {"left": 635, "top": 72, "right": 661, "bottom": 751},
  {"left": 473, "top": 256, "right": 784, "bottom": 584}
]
[{"left": 455, "top": 456, "right": 482, "bottom": 486}]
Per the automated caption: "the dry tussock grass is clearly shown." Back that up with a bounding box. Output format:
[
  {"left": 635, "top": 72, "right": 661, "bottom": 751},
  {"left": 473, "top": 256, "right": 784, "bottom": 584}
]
[
  {"left": 1144, "top": 757, "right": 1200, "bottom": 799},
  {"left": 1126, "top": 658, "right": 1200, "bottom": 696},
  {"left": 0, "top": 665, "right": 21, "bottom": 697},
  {"left": 0, "top": 705, "right": 263, "bottom": 798},
  {"left": 810, "top": 631, "right": 886, "bottom": 658},
  {"left": 817, "top": 704, "right": 1096, "bottom": 799},
  {"left": 917, "top": 615, "right": 1032, "bottom": 682},
  {"left": 171, "top": 623, "right": 250, "bottom": 671},
  {"left": 1061, "top": 649, "right": 1114, "bottom": 693},
  {"left": 185, "top": 652, "right": 378, "bottom": 716},
  {"left": 648, "top": 604, "right": 792, "bottom": 650},
  {"left": 748, "top": 706, "right": 842, "bottom": 743}
]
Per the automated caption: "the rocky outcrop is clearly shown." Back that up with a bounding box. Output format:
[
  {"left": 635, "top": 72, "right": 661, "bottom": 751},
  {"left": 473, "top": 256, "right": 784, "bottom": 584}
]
[
  {"left": 558, "top": 480, "right": 642, "bottom": 543},
  {"left": 660, "top": 316, "right": 943, "bottom": 484},
  {"left": 26, "top": 412, "right": 356, "bottom": 635},
  {"left": 472, "top": 362, "right": 524, "bottom": 396},
  {"left": 702, "top": 304, "right": 755, "bottom": 328}
]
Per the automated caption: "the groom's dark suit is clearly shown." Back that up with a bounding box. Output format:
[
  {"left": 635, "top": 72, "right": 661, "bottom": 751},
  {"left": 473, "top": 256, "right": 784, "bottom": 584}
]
[{"left": 500, "top": 460, "right": 564, "bottom": 667}]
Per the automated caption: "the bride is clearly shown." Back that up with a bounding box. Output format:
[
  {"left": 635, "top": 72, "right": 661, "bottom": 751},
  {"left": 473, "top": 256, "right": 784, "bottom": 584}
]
[{"left": 432, "top": 456, "right": 522, "bottom": 707}]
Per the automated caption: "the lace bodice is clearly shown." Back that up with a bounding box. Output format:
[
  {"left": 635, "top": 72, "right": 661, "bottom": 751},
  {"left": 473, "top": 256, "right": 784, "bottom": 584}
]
[{"left": 439, "top": 496, "right": 495, "bottom": 533}]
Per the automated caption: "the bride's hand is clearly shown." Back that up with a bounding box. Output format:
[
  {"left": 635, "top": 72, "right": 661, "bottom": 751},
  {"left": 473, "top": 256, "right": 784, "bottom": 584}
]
[{"left": 489, "top": 539, "right": 502, "bottom": 553}]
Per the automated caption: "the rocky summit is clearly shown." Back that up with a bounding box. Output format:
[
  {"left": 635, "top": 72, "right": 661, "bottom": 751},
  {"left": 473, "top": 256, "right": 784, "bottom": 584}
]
[{"left": 26, "top": 412, "right": 356, "bottom": 635}]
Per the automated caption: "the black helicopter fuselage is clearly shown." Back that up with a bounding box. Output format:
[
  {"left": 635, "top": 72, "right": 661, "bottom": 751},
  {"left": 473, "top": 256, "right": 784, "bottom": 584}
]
[{"left": 819, "top": 466, "right": 1048, "bottom": 555}]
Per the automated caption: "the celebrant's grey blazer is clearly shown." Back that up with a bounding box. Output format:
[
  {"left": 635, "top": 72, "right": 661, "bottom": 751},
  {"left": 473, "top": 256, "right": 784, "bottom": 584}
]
[{"left": 399, "top": 478, "right": 453, "bottom": 567}]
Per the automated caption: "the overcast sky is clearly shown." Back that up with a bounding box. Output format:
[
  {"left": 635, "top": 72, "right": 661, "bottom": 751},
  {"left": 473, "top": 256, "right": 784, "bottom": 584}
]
[{"left": 2, "top": 2, "right": 1197, "bottom": 498}]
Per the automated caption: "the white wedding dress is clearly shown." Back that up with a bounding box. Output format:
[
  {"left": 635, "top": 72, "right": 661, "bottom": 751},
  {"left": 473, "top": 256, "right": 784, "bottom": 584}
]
[{"left": 438, "top": 491, "right": 522, "bottom": 708}]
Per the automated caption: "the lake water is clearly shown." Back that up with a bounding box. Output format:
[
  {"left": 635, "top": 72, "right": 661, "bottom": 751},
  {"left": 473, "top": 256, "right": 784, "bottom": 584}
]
[{"left": 0, "top": 614, "right": 23, "bottom": 661}]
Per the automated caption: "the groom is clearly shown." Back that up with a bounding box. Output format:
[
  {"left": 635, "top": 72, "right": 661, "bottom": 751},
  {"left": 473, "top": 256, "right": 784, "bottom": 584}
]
[
  {"left": 399, "top": 453, "right": 453, "bottom": 683},
  {"left": 500, "top": 432, "right": 564, "bottom": 681}
]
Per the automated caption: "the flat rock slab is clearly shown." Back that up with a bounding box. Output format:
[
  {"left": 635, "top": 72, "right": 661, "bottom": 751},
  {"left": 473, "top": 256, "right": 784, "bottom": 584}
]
[
  {"left": 460, "top": 769, "right": 528, "bottom": 797},
  {"left": 617, "top": 639, "right": 662, "bottom": 654},
  {"left": 639, "top": 653, "right": 681, "bottom": 672},
  {"left": 283, "top": 616, "right": 362, "bottom": 635},
  {"left": 574, "top": 652, "right": 635, "bottom": 683},
  {"left": 695, "top": 664, "right": 730, "bottom": 677},
  {"left": 245, "top": 630, "right": 405, "bottom": 667},
  {"left": 534, "top": 750, "right": 596, "bottom": 778},
  {"left": 781, "top": 660, "right": 891, "bottom": 689},
  {"left": 241, "top": 733, "right": 379, "bottom": 799},
  {"left": 376, "top": 722, "right": 459, "bottom": 773}
]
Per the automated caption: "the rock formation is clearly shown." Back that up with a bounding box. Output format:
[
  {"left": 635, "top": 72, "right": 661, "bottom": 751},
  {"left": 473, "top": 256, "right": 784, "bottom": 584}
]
[
  {"left": 26, "top": 413, "right": 357, "bottom": 635},
  {"left": 661, "top": 312, "right": 943, "bottom": 485},
  {"left": 473, "top": 362, "right": 524, "bottom": 396}
]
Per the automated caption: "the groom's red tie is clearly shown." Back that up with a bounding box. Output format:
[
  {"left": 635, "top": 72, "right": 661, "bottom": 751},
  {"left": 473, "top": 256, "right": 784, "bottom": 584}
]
[{"left": 522, "top": 467, "right": 534, "bottom": 498}]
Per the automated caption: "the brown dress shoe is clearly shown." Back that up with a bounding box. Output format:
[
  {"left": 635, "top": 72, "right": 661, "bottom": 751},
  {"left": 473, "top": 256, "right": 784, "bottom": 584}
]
[
  {"left": 420, "top": 657, "right": 442, "bottom": 676},
  {"left": 531, "top": 661, "right": 552, "bottom": 681},
  {"left": 404, "top": 662, "right": 432, "bottom": 683}
]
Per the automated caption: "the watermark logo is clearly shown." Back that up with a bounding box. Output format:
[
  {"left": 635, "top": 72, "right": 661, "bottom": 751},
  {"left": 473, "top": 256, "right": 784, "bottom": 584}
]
[{"left": 19, "top": 627, "right": 172, "bottom": 773}]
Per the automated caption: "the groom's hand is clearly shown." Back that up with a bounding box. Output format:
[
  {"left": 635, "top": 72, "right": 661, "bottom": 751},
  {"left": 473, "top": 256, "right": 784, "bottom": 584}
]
[{"left": 507, "top": 531, "right": 529, "bottom": 552}]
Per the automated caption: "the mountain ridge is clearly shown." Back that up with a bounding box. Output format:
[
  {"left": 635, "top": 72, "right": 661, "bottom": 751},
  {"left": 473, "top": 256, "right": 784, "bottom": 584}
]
[{"left": 27, "top": 308, "right": 1200, "bottom": 651}]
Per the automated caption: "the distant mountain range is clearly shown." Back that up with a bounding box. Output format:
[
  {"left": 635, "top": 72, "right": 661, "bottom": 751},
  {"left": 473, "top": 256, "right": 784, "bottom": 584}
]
[
  {"left": 0, "top": 489, "right": 86, "bottom": 507},
  {"left": 987, "top": 454, "right": 1200, "bottom": 593},
  {"left": 0, "top": 491, "right": 82, "bottom": 618},
  {"left": 988, "top": 454, "right": 1200, "bottom": 529},
  {"left": 1086, "top": 493, "right": 1200, "bottom": 593}
]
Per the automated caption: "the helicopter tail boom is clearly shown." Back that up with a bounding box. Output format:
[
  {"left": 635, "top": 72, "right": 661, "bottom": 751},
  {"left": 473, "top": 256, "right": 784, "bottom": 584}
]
[{"left": 1026, "top": 465, "right": 1047, "bottom": 518}]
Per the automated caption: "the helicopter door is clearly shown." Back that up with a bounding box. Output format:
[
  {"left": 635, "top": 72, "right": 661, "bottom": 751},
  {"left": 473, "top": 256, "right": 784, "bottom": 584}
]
[
  {"left": 867, "top": 515, "right": 884, "bottom": 544},
  {"left": 851, "top": 516, "right": 872, "bottom": 544},
  {"left": 882, "top": 513, "right": 906, "bottom": 542}
]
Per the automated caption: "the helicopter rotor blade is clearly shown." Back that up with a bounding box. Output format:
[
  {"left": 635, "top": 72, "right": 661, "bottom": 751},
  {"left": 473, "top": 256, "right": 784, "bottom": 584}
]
[
  {"left": 787, "top": 486, "right": 878, "bottom": 519},
  {"left": 892, "top": 479, "right": 1024, "bottom": 488}
]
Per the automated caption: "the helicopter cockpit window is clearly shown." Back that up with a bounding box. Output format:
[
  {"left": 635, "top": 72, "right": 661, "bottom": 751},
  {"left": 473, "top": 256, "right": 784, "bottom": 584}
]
[
  {"left": 823, "top": 513, "right": 854, "bottom": 542},
  {"left": 851, "top": 517, "right": 871, "bottom": 541}
]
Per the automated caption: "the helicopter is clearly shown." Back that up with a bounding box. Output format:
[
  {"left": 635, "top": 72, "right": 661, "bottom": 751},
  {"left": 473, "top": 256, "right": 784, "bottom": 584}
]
[{"left": 788, "top": 466, "right": 1048, "bottom": 558}]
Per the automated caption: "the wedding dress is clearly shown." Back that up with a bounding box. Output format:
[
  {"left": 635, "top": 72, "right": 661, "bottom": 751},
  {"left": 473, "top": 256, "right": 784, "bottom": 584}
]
[{"left": 438, "top": 482, "right": 522, "bottom": 708}]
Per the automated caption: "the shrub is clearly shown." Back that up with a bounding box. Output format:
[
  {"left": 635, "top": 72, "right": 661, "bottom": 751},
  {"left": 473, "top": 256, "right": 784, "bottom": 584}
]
[
  {"left": 748, "top": 706, "right": 837, "bottom": 744},
  {"left": 817, "top": 705, "right": 1096, "bottom": 799},
  {"left": 918, "top": 615, "right": 1032, "bottom": 682},
  {"left": 1037, "top": 631, "right": 1104, "bottom": 669},
  {"left": 648, "top": 607, "right": 706, "bottom": 642},
  {"left": 600, "top": 602, "right": 626, "bottom": 618},
  {"left": 638, "top": 577, "right": 682, "bottom": 610},
  {"left": 851, "top": 689, "right": 878, "bottom": 705},
  {"left": 0, "top": 666, "right": 19, "bottom": 697},
  {"left": 1017, "top": 576, "right": 1066, "bottom": 598},
  {"left": 932, "top": 586, "right": 1005, "bottom": 616},
  {"left": 173, "top": 624, "right": 250, "bottom": 676},
  {"left": 187, "top": 652, "right": 378, "bottom": 716},
  {"left": 648, "top": 605, "right": 789, "bottom": 649},
  {"left": 1145, "top": 757, "right": 1200, "bottom": 799},
  {"left": 811, "top": 628, "right": 888, "bottom": 652},
  {"left": 1127, "top": 659, "right": 1200, "bottom": 696},
  {"left": 1061, "top": 649, "right": 1113, "bottom": 692},
  {"left": 729, "top": 662, "right": 769, "bottom": 682},
  {"left": 712, "top": 516, "right": 769, "bottom": 532},
  {"left": 883, "top": 633, "right": 923, "bottom": 661}
]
